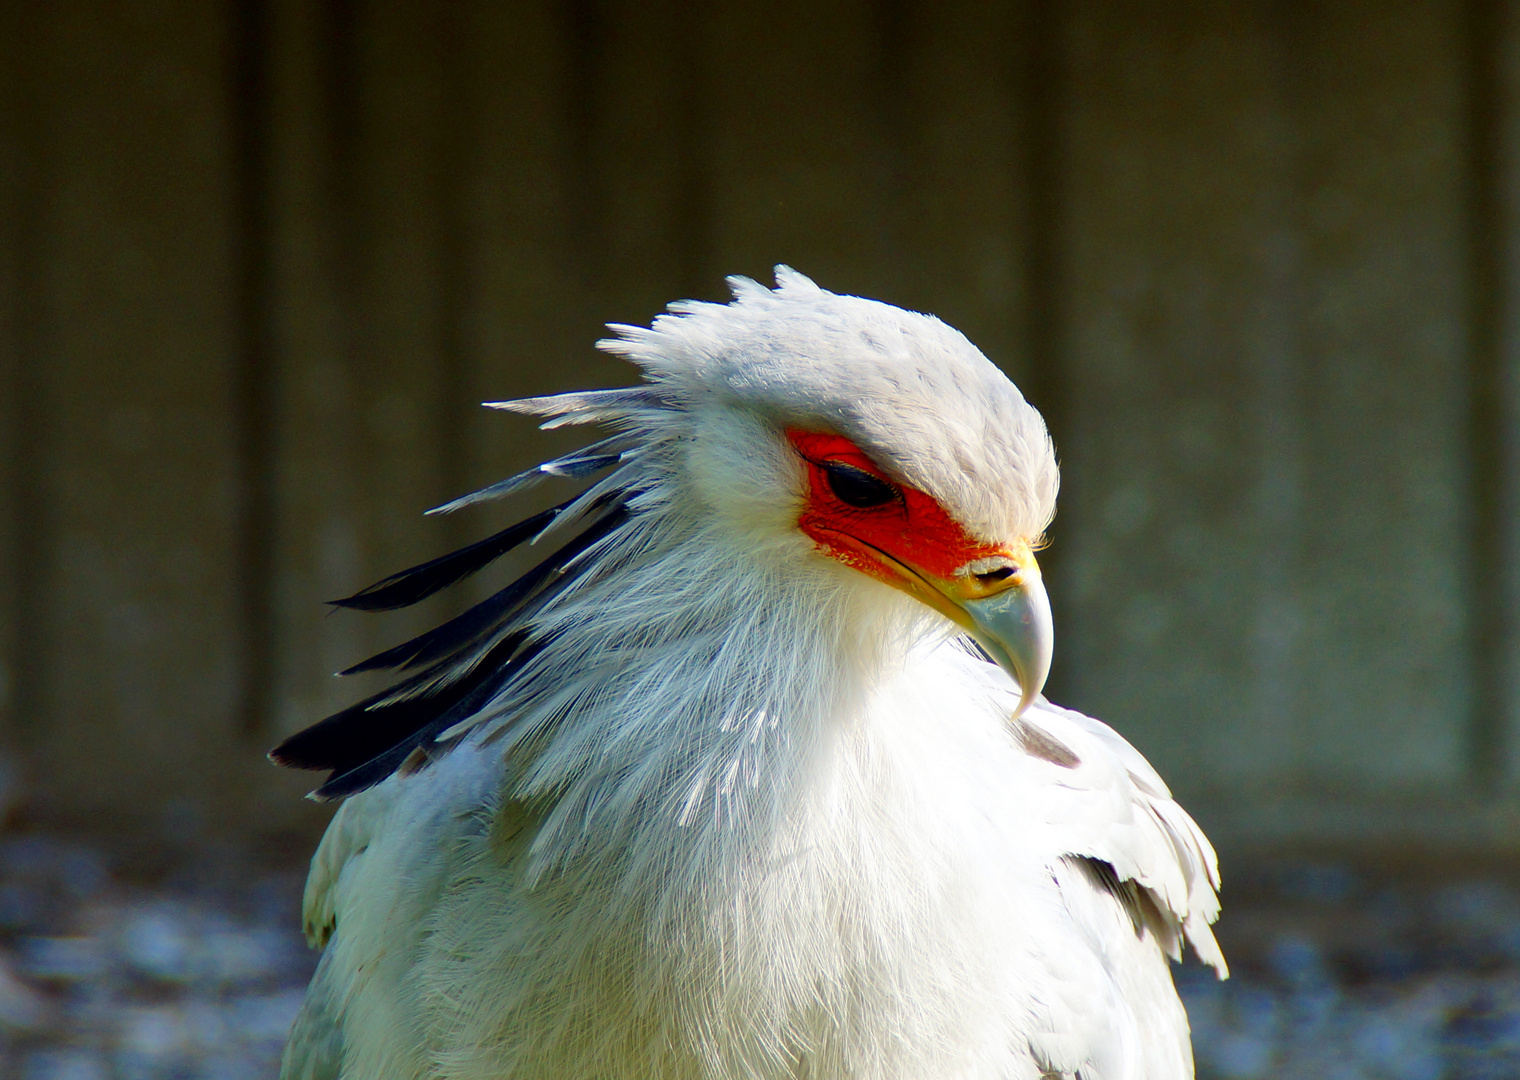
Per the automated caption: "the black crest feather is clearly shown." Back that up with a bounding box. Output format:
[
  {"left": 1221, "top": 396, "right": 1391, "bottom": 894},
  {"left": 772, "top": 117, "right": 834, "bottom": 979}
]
[
  {"left": 271, "top": 482, "right": 632, "bottom": 800},
  {"left": 328, "top": 500, "right": 572, "bottom": 613}
]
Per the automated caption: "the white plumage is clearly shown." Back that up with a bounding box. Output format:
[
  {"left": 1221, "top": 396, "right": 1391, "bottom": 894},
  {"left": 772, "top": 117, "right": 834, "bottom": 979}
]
[{"left": 278, "top": 268, "right": 1225, "bottom": 1080}]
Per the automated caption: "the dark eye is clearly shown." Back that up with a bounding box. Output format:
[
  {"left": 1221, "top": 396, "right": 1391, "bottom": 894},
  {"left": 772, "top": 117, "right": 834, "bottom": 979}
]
[{"left": 822, "top": 462, "right": 898, "bottom": 509}]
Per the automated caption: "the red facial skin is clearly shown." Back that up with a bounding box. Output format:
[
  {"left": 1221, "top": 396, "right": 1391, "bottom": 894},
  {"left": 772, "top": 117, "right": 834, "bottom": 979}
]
[{"left": 787, "top": 429, "right": 1004, "bottom": 583}]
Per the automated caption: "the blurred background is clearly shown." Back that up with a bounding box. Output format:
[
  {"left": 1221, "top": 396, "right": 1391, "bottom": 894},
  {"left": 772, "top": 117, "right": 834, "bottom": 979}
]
[{"left": 4, "top": 0, "right": 1520, "bottom": 1076}]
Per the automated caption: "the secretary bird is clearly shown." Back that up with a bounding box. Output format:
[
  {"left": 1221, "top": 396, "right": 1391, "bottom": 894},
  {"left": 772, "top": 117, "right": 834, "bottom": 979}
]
[{"left": 275, "top": 267, "right": 1225, "bottom": 1080}]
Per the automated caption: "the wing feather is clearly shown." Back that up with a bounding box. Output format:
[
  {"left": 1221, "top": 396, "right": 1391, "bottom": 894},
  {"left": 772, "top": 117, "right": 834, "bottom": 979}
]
[{"left": 1015, "top": 698, "right": 1226, "bottom": 978}]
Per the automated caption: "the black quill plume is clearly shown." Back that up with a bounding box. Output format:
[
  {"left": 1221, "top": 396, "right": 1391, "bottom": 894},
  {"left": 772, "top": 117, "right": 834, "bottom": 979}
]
[{"left": 271, "top": 484, "right": 632, "bottom": 800}]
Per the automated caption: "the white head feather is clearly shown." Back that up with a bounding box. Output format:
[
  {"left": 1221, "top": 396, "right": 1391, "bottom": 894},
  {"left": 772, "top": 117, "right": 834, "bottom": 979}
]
[{"left": 599, "top": 266, "right": 1059, "bottom": 544}]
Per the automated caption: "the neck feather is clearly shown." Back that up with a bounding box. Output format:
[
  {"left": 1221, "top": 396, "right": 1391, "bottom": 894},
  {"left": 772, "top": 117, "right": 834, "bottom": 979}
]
[{"left": 477, "top": 505, "right": 928, "bottom": 878}]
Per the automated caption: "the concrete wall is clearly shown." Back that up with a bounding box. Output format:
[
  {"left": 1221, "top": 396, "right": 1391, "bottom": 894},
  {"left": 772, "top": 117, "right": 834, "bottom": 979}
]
[{"left": 2, "top": 0, "right": 1518, "bottom": 850}]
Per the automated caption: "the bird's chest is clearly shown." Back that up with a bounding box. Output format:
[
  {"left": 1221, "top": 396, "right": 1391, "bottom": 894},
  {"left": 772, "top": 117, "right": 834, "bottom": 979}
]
[
  {"left": 420, "top": 672, "right": 1061, "bottom": 1080},
  {"left": 665, "top": 723, "right": 1058, "bottom": 1075},
  {"left": 683, "top": 715, "right": 1058, "bottom": 1078}
]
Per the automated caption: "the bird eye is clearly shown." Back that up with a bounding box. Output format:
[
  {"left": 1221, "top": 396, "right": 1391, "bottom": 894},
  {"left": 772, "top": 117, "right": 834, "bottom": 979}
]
[{"left": 822, "top": 461, "right": 898, "bottom": 509}]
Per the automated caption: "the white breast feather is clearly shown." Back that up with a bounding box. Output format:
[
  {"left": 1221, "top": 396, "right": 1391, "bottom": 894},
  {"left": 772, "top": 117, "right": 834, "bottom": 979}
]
[{"left": 289, "top": 627, "right": 1223, "bottom": 1080}]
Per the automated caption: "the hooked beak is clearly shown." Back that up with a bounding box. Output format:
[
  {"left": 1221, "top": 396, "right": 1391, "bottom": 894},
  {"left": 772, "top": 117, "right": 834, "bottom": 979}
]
[
  {"left": 954, "top": 556, "right": 1053, "bottom": 719},
  {"left": 838, "top": 537, "right": 1053, "bottom": 718}
]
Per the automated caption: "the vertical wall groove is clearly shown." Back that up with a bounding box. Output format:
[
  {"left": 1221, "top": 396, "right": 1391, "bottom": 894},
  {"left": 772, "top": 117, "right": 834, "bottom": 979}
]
[
  {"left": 436, "top": 3, "right": 472, "bottom": 523},
  {"left": 562, "top": 0, "right": 606, "bottom": 291},
  {"left": 321, "top": 0, "right": 362, "bottom": 392},
  {"left": 1020, "top": 0, "right": 1069, "bottom": 695},
  {"left": 672, "top": 0, "right": 712, "bottom": 299},
  {"left": 1465, "top": 0, "right": 1508, "bottom": 791},
  {"left": 1254, "top": 0, "right": 1308, "bottom": 773},
  {"left": 1021, "top": 0, "right": 1066, "bottom": 425},
  {"left": 869, "top": 0, "right": 913, "bottom": 272},
  {"left": 232, "top": 0, "right": 277, "bottom": 739},
  {"left": 9, "top": 6, "right": 49, "bottom": 747}
]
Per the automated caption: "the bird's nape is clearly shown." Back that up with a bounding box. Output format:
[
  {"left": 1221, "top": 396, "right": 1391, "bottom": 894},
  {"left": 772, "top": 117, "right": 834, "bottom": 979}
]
[{"left": 271, "top": 384, "right": 683, "bottom": 800}]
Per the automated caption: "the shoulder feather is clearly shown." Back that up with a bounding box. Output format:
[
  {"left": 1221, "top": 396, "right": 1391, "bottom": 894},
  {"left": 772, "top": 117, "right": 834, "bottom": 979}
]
[{"left": 1015, "top": 699, "right": 1227, "bottom": 977}]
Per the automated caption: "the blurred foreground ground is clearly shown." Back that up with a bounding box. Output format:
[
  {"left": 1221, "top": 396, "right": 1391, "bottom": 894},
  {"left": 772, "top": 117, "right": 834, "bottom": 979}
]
[
  {"left": 0, "top": 831, "right": 1515, "bottom": 1079},
  {"left": 0, "top": 831, "right": 315, "bottom": 1079},
  {"left": 1180, "top": 857, "right": 1520, "bottom": 1079}
]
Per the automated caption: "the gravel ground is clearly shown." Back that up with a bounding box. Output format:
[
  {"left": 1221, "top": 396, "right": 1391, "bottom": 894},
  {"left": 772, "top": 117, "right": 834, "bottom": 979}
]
[
  {"left": 0, "top": 833, "right": 315, "bottom": 1080},
  {"left": 1181, "top": 860, "right": 1520, "bottom": 1079},
  {"left": 0, "top": 831, "right": 1515, "bottom": 1078}
]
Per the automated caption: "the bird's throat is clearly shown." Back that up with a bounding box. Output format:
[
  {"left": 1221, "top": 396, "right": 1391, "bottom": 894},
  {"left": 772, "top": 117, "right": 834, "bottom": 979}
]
[{"left": 497, "top": 521, "right": 916, "bottom": 879}]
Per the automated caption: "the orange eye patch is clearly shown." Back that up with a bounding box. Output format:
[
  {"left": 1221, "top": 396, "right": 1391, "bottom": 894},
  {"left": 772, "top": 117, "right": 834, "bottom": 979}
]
[{"left": 786, "top": 429, "right": 1004, "bottom": 580}]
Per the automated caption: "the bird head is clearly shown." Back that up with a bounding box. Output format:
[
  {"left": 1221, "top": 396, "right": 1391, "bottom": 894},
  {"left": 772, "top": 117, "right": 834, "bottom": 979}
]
[
  {"left": 278, "top": 267, "right": 1060, "bottom": 800},
  {"left": 597, "top": 267, "right": 1059, "bottom": 716}
]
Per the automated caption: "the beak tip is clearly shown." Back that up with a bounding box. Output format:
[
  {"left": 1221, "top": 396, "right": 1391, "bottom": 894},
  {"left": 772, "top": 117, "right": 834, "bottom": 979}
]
[{"left": 962, "top": 571, "right": 1054, "bottom": 719}]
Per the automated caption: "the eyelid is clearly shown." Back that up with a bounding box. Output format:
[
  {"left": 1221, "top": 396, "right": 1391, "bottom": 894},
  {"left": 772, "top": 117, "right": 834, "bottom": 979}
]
[
  {"left": 820, "top": 459, "right": 903, "bottom": 507},
  {"left": 786, "top": 430, "right": 890, "bottom": 479},
  {"left": 823, "top": 460, "right": 890, "bottom": 484}
]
